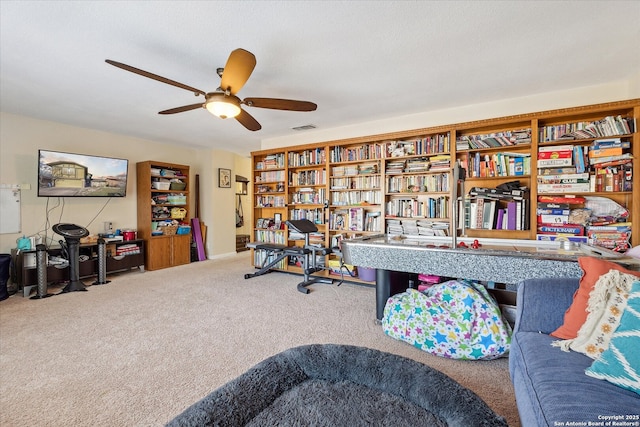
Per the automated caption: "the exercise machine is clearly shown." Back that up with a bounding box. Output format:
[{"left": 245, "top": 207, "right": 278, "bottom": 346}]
[
  {"left": 245, "top": 219, "right": 334, "bottom": 293},
  {"left": 52, "top": 223, "right": 90, "bottom": 292}
]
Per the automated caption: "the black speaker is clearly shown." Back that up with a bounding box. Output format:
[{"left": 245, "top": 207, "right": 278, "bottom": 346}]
[{"left": 0, "top": 253, "right": 11, "bottom": 301}]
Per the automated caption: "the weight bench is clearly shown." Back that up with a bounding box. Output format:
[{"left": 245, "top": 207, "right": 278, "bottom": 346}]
[{"left": 244, "top": 219, "right": 334, "bottom": 294}]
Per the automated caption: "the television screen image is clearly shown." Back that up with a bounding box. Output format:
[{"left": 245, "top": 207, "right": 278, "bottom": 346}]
[{"left": 38, "top": 150, "right": 129, "bottom": 197}]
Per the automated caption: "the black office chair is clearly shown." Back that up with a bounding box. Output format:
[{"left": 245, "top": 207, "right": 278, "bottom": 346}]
[{"left": 285, "top": 219, "right": 334, "bottom": 294}]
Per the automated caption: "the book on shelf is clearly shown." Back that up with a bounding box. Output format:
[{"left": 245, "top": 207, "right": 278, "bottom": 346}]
[
  {"left": 592, "top": 138, "right": 629, "bottom": 149},
  {"left": 537, "top": 207, "right": 571, "bottom": 216},
  {"left": 538, "top": 195, "right": 586, "bottom": 204},
  {"left": 365, "top": 211, "right": 381, "bottom": 232},
  {"left": 537, "top": 214, "right": 570, "bottom": 224},
  {"left": 537, "top": 172, "right": 590, "bottom": 184},
  {"left": 539, "top": 115, "right": 636, "bottom": 142},
  {"left": 537, "top": 145, "right": 573, "bottom": 159},
  {"left": 537, "top": 157, "right": 573, "bottom": 167},
  {"left": 537, "top": 224, "right": 585, "bottom": 235},
  {"left": 588, "top": 147, "right": 624, "bottom": 158},
  {"left": 349, "top": 208, "right": 364, "bottom": 231},
  {"left": 537, "top": 182, "right": 591, "bottom": 193},
  {"left": 536, "top": 234, "right": 589, "bottom": 244},
  {"left": 589, "top": 153, "right": 633, "bottom": 165},
  {"left": 538, "top": 167, "right": 578, "bottom": 175}
]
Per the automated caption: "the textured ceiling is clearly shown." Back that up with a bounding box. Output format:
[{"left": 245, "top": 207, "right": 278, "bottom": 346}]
[{"left": 1, "top": 1, "right": 639, "bottom": 156}]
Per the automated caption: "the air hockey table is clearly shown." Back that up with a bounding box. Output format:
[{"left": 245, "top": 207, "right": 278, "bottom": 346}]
[{"left": 340, "top": 234, "right": 633, "bottom": 320}]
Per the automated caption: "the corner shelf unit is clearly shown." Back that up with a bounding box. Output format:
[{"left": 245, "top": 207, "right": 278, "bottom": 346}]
[
  {"left": 136, "top": 161, "right": 191, "bottom": 271},
  {"left": 251, "top": 99, "right": 640, "bottom": 274}
]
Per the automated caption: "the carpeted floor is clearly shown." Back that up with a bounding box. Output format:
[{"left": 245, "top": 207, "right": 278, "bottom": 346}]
[{"left": 0, "top": 252, "right": 521, "bottom": 426}]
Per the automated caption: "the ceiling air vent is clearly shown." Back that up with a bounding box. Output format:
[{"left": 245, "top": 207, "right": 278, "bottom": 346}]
[{"left": 291, "top": 124, "right": 317, "bottom": 131}]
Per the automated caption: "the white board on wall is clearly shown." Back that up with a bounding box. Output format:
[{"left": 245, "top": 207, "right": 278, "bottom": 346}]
[{"left": 0, "top": 185, "right": 21, "bottom": 234}]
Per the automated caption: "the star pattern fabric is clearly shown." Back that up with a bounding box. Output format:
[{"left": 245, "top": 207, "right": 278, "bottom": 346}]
[{"left": 382, "top": 280, "right": 512, "bottom": 360}]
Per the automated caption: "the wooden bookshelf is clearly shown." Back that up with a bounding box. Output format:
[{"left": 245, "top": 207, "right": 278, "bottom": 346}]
[{"left": 251, "top": 99, "right": 640, "bottom": 273}]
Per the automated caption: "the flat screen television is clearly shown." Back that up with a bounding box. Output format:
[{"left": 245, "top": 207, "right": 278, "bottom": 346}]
[{"left": 38, "top": 150, "right": 129, "bottom": 197}]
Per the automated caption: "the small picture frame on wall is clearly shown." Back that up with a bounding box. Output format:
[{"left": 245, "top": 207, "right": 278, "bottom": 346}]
[{"left": 218, "top": 168, "right": 231, "bottom": 188}]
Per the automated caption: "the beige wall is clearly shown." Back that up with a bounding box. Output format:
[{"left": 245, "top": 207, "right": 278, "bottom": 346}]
[
  {"left": 0, "top": 113, "right": 248, "bottom": 257},
  {"left": 3, "top": 75, "right": 639, "bottom": 257},
  {"left": 262, "top": 78, "right": 640, "bottom": 150}
]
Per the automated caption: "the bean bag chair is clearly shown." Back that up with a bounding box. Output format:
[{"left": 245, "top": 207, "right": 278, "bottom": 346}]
[{"left": 382, "top": 280, "right": 511, "bottom": 360}]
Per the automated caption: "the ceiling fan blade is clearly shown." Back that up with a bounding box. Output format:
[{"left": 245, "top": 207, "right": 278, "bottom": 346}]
[
  {"left": 105, "top": 59, "right": 206, "bottom": 96},
  {"left": 243, "top": 97, "right": 317, "bottom": 112},
  {"left": 158, "top": 103, "right": 203, "bottom": 115},
  {"left": 219, "top": 49, "right": 256, "bottom": 95},
  {"left": 235, "top": 108, "right": 262, "bottom": 131}
]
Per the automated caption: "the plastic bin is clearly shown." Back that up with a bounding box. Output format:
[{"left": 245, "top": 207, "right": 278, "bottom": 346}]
[
  {"left": 152, "top": 181, "right": 170, "bottom": 190},
  {"left": 357, "top": 267, "right": 376, "bottom": 282},
  {"left": 167, "top": 195, "right": 187, "bottom": 205},
  {"left": 176, "top": 226, "right": 191, "bottom": 235}
]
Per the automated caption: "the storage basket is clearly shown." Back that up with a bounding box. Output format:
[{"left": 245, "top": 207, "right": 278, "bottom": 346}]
[
  {"left": 162, "top": 225, "right": 178, "bottom": 235},
  {"left": 170, "top": 181, "right": 187, "bottom": 191},
  {"left": 171, "top": 207, "right": 187, "bottom": 219},
  {"left": 167, "top": 195, "right": 187, "bottom": 205}
]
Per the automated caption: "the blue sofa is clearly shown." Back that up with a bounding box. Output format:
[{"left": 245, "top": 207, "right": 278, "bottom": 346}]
[{"left": 509, "top": 277, "right": 640, "bottom": 427}]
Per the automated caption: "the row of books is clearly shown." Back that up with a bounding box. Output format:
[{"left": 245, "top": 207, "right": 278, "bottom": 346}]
[
  {"left": 539, "top": 115, "right": 636, "bottom": 142},
  {"left": 253, "top": 230, "right": 286, "bottom": 245},
  {"left": 330, "top": 143, "right": 386, "bottom": 163},
  {"left": 330, "top": 190, "right": 381, "bottom": 206},
  {"left": 386, "top": 196, "right": 449, "bottom": 219},
  {"left": 255, "top": 218, "right": 283, "bottom": 230},
  {"left": 385, "top": 155, "right": 451, "bottom": 174},
  {"left": 456, "top": 129, "right": 532, "bottom": 150},
  {"left": 287, "top": 148, "right": 326, "bottom": 167},
  {"left": 534, "top": 195, "right": 631, "bottom": 252},
  {"left": 330, "top": 175, "right": 381, "bottom": 190},
  {"left": 256, "top": 153, "right": 286, "bottom": 170},
  {"left": 255, "top": 170, "right": 286, "bottom": 183},
  {"left": 288, "top": 208, "right": 324, "bottom": 224},
  {"left": 465, "top": 152, "right": 531, "bottom": 178},
  {"left": 289, "top": 230, "right": 325, "bottom": 244},
  {"left": 537, "top": 167, "right": 632, "bottom": 194},
  {"left": 386, "top": 219, "right": 449, "bottom": 236},
  {"left": 290, "top": 188, "right": 327, "bottom": 205},
  {"left": 255, "top": 195, "right": 286, "bottom": 208},
  {"left": 328, "top": 208, "right": 380, "bottom": 232},
  {"left": 288, "top": 169, "right": 326, "bottom": 186},
  {"left": 254, "top": 250, "right": 286, "bottom": 269},
  {"left": 387, "top": 172, "right": 450, "bottom": 193},
  {"left": 385, "top": 135, "right": 451, "bottom": 157},
  {"left": 536, "top": 222, "right": 631, "bottom": 252},
  {"left": 459, "top": 197, "right": 529, "bottom": 231},
  {"left": 331, "top": 162, "right": 379, "bottom": 177}
]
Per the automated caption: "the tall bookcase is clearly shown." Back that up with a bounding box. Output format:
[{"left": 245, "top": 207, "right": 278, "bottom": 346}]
[
  {"left": 250, "top": 99, "right": 640, "bottom": 277},
  {"left": 136, "top": 161, "right": 191, "bottom": 271}
]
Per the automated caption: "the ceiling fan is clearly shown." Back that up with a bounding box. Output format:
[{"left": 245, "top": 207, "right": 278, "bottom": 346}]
[{"left": 105, "top": 48, "right": 317, "bottom": 131}]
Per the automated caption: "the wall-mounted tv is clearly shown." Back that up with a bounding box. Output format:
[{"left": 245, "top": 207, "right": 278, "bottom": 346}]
[{"left": 38, "top": 150, "right": 129, "bottom": 197}]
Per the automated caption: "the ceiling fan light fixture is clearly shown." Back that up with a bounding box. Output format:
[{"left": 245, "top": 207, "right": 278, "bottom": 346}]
[{"left": 206, "top": 95, "right": 241, "bottom": 119}]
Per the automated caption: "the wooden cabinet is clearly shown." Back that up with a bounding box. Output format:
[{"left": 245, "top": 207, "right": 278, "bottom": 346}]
[
  {"left": 252, "top": 99, "right": 640, "bottom": 260},
  {"left": 136, "top": 161, "right": 191, "bottom": 271},
  {"left": 144, "top": 234, "right": 191, "bottom": 271}
]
